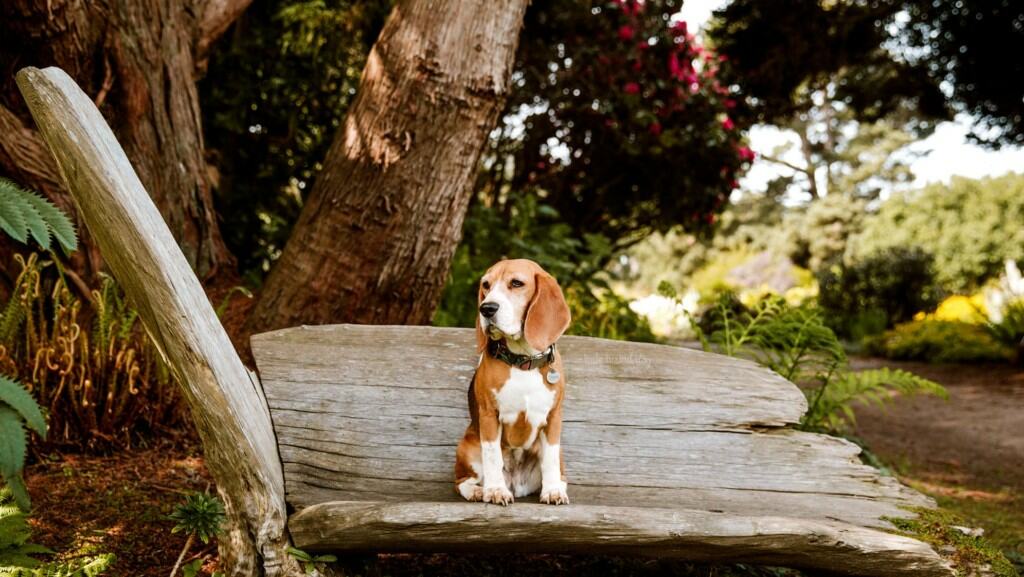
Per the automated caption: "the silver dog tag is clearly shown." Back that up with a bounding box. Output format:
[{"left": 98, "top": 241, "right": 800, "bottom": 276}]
[{"left": 546, "top": 369, "right": 560, "bottom": 384}]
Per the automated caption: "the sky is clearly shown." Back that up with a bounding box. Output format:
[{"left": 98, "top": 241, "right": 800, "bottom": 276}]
[{"left": 678, "top": 0, "right": 1024, "bottom": 196}]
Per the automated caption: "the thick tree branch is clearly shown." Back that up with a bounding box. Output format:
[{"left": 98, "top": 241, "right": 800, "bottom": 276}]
[
  {"left": 0, "top": 102, "right": 64, "bottom": 199},
  {"left": 195, "top": 0, "right": 253, "bottom": 68}
]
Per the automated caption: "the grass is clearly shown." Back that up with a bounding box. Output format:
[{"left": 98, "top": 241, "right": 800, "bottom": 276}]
[{"left": 887, "top": 507, "right": 1018, "bottom": 577}]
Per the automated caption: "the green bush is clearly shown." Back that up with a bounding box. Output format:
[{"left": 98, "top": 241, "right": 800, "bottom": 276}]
[
  {"left": 864, "top": 320, "right": 1014, "bottom": 363},
  {"left": 817, "top": 247, "right": 941, "bottom": 337},
  {"left": 849, "top": 174, "right": 1024, "bottom": 293}
]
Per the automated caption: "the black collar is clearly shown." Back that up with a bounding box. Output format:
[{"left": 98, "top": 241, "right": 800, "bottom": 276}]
[{"left": 487, "top": 339, "right": 555, "bottom": 371}]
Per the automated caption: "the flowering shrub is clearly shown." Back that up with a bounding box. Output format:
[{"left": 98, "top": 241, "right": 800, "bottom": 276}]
[{"left": 480, "top": 0, "right": 753, "bottom": 246}]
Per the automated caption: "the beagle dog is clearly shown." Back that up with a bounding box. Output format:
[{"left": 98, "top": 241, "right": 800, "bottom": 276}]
[{"left": 455, "top": 259, "right": 572, "bottom": 506}]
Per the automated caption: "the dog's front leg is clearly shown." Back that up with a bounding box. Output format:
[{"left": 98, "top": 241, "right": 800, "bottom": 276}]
[
  {"left": 478, "top": 411, "right": 514, "bottom": 505},
  {"left": 539, "top": 405, "right": 569, "bottom": 505}
]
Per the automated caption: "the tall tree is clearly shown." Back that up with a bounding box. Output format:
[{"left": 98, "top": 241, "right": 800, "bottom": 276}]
[
  {"left": 245, "top": 0, "right": 531, "bottom": 333},
  {"left": 0, "top": 0, "right": 245, "bottom": 281}
]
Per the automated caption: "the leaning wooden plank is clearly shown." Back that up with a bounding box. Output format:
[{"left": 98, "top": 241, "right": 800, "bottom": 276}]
[
  {"left": 289, "top": 501, "right": 952, "bottom": 577},
  {"left": 16, "top": 66, "right": 302, "bottom": 577},
  {"left": 252, "top": 325, "right": 933, "bottom": 528}
]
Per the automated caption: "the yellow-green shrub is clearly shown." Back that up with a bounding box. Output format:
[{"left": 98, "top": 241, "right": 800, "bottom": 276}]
[{"left": 864, "top": 319, "right": 1013, "bottom": 363}]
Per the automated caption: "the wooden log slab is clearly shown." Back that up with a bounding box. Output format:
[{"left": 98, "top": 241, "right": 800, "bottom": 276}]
[{"left": 252, "top": 325, "right": 951, "bottom": 576}]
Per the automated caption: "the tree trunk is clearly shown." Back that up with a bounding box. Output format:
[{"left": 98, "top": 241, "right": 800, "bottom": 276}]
[
  {"left": 245, "top": 0, "right": 530, "bottom": 334},
  {"left": 18, "top": 65, "right": 301, "bottom": 577},
  {"left": 0, "top": 0, "right": 245, "bottom": 280}
]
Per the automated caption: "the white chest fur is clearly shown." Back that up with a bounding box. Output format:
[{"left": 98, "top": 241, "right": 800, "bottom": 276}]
[{"left": 494, "top": 367, "right": 555, "bottom": 431}]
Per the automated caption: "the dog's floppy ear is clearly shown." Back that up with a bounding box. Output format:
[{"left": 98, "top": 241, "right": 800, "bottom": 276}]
[
  {"left": 476, "top": 280, "right": 488, "bottom": 353},
  {"left": 524, "top": 272, "right": 571, "bottom": 352}
]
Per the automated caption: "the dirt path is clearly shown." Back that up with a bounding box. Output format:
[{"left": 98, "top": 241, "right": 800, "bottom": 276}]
[{"left": 850, "top": 358, "right": 1024, "bottom": 560}]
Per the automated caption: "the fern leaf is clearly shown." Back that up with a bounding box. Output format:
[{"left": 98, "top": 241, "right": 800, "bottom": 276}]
[
  {"left": 0, "top": 297, "right": 25, "bottom": 347},
  {"left": 0, "top": 407, "right": 28, "bottom": 511},
  {"left": 22, "top": 192, "right": 76, "bottom": 254},
  {"left": 0, "top": 377, "right": 46, "bottom": 437},
  {"left": 0, "top": 179, "right": 77, "bottom": 253},
  {"left": 0, "top": 191, "right": 28, "bottom": 244}
]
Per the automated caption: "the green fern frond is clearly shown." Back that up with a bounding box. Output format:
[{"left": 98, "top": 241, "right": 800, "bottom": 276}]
[
  {"left": 0, "top": 297, "right": 25, "bottom": 347},
  {"left": 0, "top": 407, "right": 28, "bottom": 511},
  {"left": 0, "top": 193, "right": 29, "bottom": 244},
  {"left": 807, "top": 368, "right": 947, "bottom": 431},
  {"left": 0, "top": 179, "right": 77, "bottom": 254},
  {"left": 27, "top": 554, "right": 114, "bottom": 577},
  {"left": 0, "top": 378, "right": 46, "bottom": 438}
]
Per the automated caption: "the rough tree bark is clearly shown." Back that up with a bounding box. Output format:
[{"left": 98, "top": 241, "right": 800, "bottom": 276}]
[
  {"left": 245, "top": 0, "right": 530, "bottom": 334},
  {"left": 0, "top": 0, "right": 244, "bottom": 280}
]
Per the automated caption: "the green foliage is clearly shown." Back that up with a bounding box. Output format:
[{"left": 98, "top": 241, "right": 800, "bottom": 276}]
[
  {"left": 481, "top": 0, "right": 749, "bottom": 249},
  {"left": 286, "top": 547, "right": 337, "bottom": 575},
  {"left": 0, "top": 254, "right": 182, "bottom": 451},
  {"left": 169, "top": 493, "right": 225, "bottom": 545},
  {"left": 0, "top": 488, "right": 113, "bottom": 576},
  {"left": 694, "top": 294, "right": 946, "bottom": 432},
  {"left": 888, "top": 507, "right": 1018, "bottom": 577},
  {"left": 0, "top": 487, "right": 50, "bottom": 569},
  {"left": 787, "top": 195, "right": 866, "bottom": 271},
  {"left": 0, "top": 179, "right": 77, "bottom": 254},
  {"left": 864, "top": 320, "right": 1015, "bottom": 364},
  {"left": 817, "top": 247, "right": 940, "bottom": 337},
  {"left": 985, "top": 299, "right": 1024, "bottom": 350},
  {"left": 435, "top": 197, "right": 655, "bottom": 342},
  {"left": 849, "top": 174, "right": 1024, "bottom": 293},
  {"left": 0, "top": 377, "right": 47, "bottom": 511},
  {"left": 201, "top": 0, "right": 391, "bottom": 277},
  {"left": 809, "top": 368, "right": 947, "bottom": 433}
]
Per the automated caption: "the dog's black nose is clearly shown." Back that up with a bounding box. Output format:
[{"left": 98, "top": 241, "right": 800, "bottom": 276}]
[{"left": 479, "top": 302, "right": 499, "bottom": 318}]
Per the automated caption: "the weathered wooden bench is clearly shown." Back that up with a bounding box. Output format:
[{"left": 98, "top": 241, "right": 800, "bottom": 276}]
[{"left": 17, "top": 66, "right": 953, "bottom": 577}]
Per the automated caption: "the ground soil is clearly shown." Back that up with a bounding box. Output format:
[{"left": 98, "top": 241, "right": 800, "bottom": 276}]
[
  {"left": 850, "top": 358, "right": 1024, "bottom": 560},
  {"left": 23, "top": 358, "right": 1024, "bottom": 575}
]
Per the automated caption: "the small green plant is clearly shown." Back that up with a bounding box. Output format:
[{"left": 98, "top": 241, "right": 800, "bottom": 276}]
[
  {"left": 286, "top": 547, "right": 337, "bottom": 576},
  {"left": 690, "top": 292, "right": 947, "bottom": 432},
  {"left": 0, "top": 179, "right": 76, "bottom": 253},
  {"left": 0, "top": 376, "right": 47, "bottom": 510},
  {"left": 168, "top": 492, "right": 225, "bottom": 577},
  {"left": 0, "top": 487, "right": 113, "bottom": 576}
]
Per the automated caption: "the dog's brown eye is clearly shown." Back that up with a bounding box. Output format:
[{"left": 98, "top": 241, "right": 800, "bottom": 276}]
[
  {"left": 509, "top": 279, "right": 524, "bottom": 288},
  {"left": 482, "top": 280, "right": 490, "bottom": 290}
]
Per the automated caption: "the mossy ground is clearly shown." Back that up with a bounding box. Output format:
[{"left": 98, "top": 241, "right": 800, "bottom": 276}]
[{"left": 888, "top": 507, "right": 1018, "bottom": 577}]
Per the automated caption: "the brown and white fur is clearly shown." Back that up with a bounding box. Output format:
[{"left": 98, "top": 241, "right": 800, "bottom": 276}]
[{"left": 454, "top": 259, "right": 572, "bottom": 506}]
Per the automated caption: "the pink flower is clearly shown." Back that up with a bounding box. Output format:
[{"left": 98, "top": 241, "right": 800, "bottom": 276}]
[
  {"left": 668, "top": 52, "right": 681, "bottom": 78},
  {"left": 623, "top": 81, "right": 641, "bottom": 95},
  {"left": 618, "top": 25, "right": 634, "bottom": 41},
  {"left": 649, "top": 122, "right": 662, "bottom": 136},
  {"left": 724, "top": 98, "right": 737, "bottom": 109},
  {"left": 672, "top": 20, "right": 688, "bottom": 36},
  {"left": 721, "top": 116, "right": 735, "bottom": 130},
  {"left": 737, "top": 146, "right": 756, "bottom": 161}
]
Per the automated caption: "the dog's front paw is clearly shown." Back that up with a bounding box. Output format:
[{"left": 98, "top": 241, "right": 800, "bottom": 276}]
[
  {"left": 540, "top": 483, "right": 569, "bottom": 505},
  {"left": 482, "top": 486, "right": 514, "bottom": 506}
]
